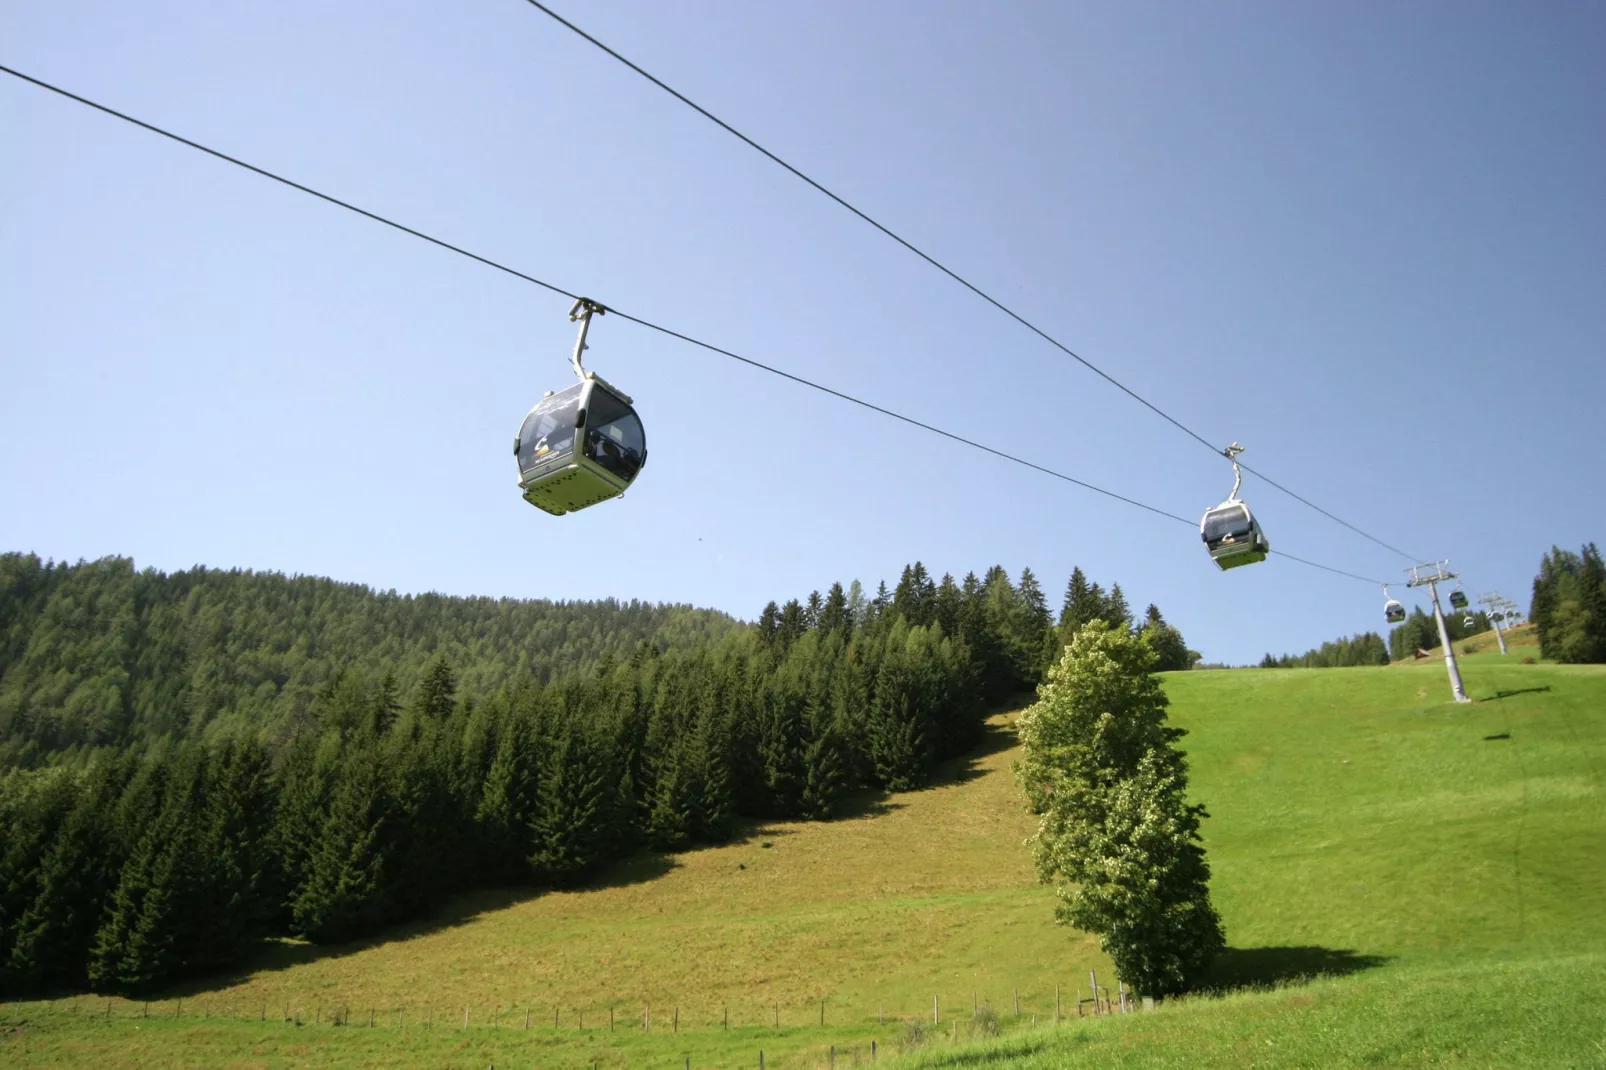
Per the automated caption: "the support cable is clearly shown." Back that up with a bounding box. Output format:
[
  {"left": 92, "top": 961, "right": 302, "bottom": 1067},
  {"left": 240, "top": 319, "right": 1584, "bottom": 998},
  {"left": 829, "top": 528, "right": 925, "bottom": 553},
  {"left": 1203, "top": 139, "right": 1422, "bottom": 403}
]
[
  {"left": 1, "top": 63, "right": 1388, "bottom": 586},
  {"left": 517, "top": 1, "right": 1424, "bottom": 564}
]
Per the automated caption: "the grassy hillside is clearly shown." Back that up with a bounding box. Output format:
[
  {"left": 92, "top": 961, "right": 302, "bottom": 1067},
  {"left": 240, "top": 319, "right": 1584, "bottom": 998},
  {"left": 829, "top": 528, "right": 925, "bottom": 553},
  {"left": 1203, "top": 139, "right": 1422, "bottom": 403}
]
[
  {"left": 1394, "top": 620, "right": 1540, "bottom": 662},
  {"left": 4, "top": 657, "right": 1601, "bottom": 1068}
]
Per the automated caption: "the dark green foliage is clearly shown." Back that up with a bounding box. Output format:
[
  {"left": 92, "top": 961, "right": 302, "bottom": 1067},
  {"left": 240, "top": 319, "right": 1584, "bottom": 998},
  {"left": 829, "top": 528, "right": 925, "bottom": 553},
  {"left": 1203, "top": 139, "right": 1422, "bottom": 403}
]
[
  {"left": 0, "top": 553, "right": 741, "bottom": 759},
  {"left": 1264, "top": 632, "right": 1391, "bottom": 669},
  {"left": 530, "top": 716, "right": 613, "bottom": 884},
  {"left": 1385, "top": 607, "right": 1491, "bottom": 661},
  {"left": 0, "top": 551, "right": 1175, "bottom": 997},
  {"left": 290, "top": 743, "right": 391, "bottom": 944},
  {"left": 1140, "top": 609, "right": 1198, "bottom": 672},
  {"left": 1531, "top": 544, "right": 1606, "bottom": 664}
]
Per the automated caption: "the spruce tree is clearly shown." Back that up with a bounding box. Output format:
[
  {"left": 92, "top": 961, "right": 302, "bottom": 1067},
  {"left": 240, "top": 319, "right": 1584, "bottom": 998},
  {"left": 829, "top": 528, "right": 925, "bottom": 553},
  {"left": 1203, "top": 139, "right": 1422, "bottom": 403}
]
[
  {"left": 530, "top": 717, "right": 612, "bottom": 882},
  {"left": 1104, "top": 583, "right": 1132, "bottom": 633},
  {"left": 413, "top": 657, "right": 458, "bottom": 721},
  {"left": 818, "top": 583, "right": 849, "bottom": 635},
  {"left": 290, "top": 744, "right": 391, "bottom": 944},
  {"left": 476, "top": 710, "right": 537, "bottom": 882},
  {"left": 799, "top": 699, "right": 847, "bottom": 820},
  {"left": 758, "top": 687, "right": 806, "bottom": 815},
  {"left": 757, "top": 601, "right": 781, "bottom": 648},
  {"left": 1016, "top": 622, "right": 1224, "bottom": 997}
]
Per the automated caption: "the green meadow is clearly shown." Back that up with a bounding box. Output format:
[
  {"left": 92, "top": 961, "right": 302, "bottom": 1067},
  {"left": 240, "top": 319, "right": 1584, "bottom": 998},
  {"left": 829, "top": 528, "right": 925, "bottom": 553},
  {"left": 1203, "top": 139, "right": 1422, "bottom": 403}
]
[{"left": 4, "top": 651, "right": 1602, "bottom": 1068}]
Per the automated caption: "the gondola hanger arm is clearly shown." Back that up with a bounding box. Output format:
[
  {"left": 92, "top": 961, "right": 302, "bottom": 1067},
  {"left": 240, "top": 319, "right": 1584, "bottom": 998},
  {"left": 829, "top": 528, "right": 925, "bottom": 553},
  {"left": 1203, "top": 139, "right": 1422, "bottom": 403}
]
[{"left": 568, "top": 297, "right": 608, "bottom": 380}]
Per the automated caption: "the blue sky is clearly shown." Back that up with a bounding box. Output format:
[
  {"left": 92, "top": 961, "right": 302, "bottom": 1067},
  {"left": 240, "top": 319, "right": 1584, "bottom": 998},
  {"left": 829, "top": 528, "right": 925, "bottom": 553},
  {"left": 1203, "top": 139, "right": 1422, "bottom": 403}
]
[{"left": 4, "top": 0, "right": 1603, "bottom": 665}]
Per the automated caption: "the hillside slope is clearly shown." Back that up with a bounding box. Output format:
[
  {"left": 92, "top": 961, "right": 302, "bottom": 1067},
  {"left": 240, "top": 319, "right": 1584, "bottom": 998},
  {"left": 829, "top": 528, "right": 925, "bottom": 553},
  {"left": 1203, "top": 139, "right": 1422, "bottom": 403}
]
[
  {"left": 0, "top": 552, "right": 741, "bottom": 755},
  {"left": 4, "top": 657, "right": 1601, "bottom": 1068}
]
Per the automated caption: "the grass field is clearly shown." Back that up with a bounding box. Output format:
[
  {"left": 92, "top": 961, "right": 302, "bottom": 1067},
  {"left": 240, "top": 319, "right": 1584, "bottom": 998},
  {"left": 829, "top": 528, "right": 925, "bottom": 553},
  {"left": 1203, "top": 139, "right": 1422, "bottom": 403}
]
[{"left": 3, "top": 655, "right": 1602, "bottom": 1068}]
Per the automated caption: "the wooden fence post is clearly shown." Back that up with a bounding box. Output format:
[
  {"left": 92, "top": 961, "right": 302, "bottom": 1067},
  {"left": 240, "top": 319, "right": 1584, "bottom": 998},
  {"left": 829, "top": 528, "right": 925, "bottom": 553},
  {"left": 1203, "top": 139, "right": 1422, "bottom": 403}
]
[
  {"left": 610, "top": 1006, "right": 615, "bottom": 1032},
  {"left": 524, "top": 1007, "right": 530, "bottom": 1030},
  {"left": 933, "top": 995, "right": 939, "bottom": 1024},
  {"left": 674, "top": 1006, "right": 679, "bottom": 1032},
  {"left": 774, "top": 1001, "right": 778, "bottom": 1027},
  {"left": 1089, "top": 970, "right": 1099, "bottom": 1016},
  {"left": 463, "top": 1006, "right": 469, "bottom": 1028},
  {"left": 724, "top": 1005, "right": 728, "bottom": 1030},
  {"left": 820, "top": 998, "right": 825, "bottom": 1027},
  {"left": 1013, "top": 988, "right": 1019, "bottom": 1017},
  {"left": 1054, "top": 984, "right": 1060, "bottom": 1024}
]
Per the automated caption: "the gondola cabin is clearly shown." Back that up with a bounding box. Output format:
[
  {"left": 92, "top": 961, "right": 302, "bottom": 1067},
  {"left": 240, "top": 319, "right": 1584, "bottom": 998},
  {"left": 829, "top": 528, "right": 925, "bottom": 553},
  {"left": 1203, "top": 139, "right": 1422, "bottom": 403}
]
[
  {"left": 1384, "top": 599, "right": 1406, "bottom": 624},
  {"left": 1200, "top": 500, "right": 1270, "bottom": 570},
  {"left": 514, "top": 376, "right": 646, "bottom": 516},
  {"left": 1448, "top": 589, "right": 1469, "bottom": 610}
]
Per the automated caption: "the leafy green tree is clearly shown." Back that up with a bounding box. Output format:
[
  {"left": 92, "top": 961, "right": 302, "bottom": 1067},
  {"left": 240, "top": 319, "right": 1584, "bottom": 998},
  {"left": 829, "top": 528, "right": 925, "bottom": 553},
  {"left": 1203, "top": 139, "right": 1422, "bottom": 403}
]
[
  {"left": 1016, "top": 622, "right": 1224, "bottom": 997},
  {"left": 1139, "top": 617, "right": 1194, "bottom": 673}
]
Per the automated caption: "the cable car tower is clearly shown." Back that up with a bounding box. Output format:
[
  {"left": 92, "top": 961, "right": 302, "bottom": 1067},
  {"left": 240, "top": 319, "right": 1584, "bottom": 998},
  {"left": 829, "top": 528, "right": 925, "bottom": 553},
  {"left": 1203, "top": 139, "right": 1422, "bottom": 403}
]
[
  {"left": 1477, "top": 592, "right": 1522, "bottom": 656},
  {"left": 1406, "top": 561, "right": 1471, "bottom": 703}
]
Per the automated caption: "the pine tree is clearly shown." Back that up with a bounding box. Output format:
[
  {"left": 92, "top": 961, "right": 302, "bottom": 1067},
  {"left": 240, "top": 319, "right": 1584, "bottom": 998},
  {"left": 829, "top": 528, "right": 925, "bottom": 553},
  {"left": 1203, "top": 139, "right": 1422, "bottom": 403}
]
[
  {"left": 757, "top": 601, "right": 781, "bottom": 648},
  {"left": 530, "top": 717, "right": 612, "bottom": 883},
  {"left": 412, "top": 657, "right": 458, "bottom": 721},
  {"left": 777, "top": 600, "right": 807, "bottom": 650},
  {"left": 804, "top": 590, "right": 824, "bottom": 632},
  {"left": 867, "top": 646, "right": 928, "bottom": 791},
  {"left": 476, "top": 710, "right": 537, "bottom": 882},
  {"left": 1104, "top": 584, "right": 1132, "bottom": 633},
  {"left": 758, "top": 687, "right": 807, "bottom": 816},
  {"left": 290, "top": 744, "right": 391, "bottom": 944},
  {"left": 189, "top": 740, "right": 276, "bottom": 971},
  {"left": 4, "top": 759, "right": 126, "bottom": 994},
  {"left": 818, "top": 582, "right": 849, "bottom": 636},
  {"left": 1016, "top": 622, "right": 1224, "bottom": 996},
  {"left": 370, "top": 672, "right": 401, "bottom": 736},
  {"left": 799, "top": 699, "right": 847, "bottom": 820}
]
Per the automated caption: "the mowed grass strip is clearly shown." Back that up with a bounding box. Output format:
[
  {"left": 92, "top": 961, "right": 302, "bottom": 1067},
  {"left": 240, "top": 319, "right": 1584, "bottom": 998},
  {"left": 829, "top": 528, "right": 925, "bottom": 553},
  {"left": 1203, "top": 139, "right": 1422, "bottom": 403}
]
[{"left": 4, "top": 657, "right": 1601, "bottom": 1067}]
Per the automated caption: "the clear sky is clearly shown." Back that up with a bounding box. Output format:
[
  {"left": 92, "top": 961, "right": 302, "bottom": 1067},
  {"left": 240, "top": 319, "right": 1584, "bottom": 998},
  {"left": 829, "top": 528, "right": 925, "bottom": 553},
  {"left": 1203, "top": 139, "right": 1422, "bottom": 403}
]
[{"left": 4, "top": 0, "right": 1603, "bottom": 665}]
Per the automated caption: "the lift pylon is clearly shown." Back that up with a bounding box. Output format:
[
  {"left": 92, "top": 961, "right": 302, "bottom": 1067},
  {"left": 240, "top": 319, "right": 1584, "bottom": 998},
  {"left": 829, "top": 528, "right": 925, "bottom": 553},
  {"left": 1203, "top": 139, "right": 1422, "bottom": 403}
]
[{"left": 1406, "top": 561, "right": 1471, "bottom": 703}]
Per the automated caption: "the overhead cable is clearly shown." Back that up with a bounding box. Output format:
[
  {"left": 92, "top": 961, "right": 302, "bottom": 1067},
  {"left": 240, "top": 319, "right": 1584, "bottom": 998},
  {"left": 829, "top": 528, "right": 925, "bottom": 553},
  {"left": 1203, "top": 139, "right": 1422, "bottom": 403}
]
[
  {"left": 0, "top": 64, "right": 1387, "bottom": 587},
  {"left": 517, "top": 1, "right": 1425, "bottom": 565}
]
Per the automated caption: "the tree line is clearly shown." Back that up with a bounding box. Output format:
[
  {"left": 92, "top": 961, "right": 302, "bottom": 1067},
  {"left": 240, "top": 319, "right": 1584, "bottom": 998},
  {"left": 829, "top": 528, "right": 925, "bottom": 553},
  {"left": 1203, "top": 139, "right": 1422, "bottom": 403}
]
[
  {"left": 0, "top": 554, "right": 1193, "bottom": 998},
  {"left": 1259, "top": 606, "right": 1494, "bottom": 668},
  {"left": 0, "top": 553, "right": 740, "bottom": 765},
  {"left": 1531, "top": 543, "right": 1606, "bottom": 663}
]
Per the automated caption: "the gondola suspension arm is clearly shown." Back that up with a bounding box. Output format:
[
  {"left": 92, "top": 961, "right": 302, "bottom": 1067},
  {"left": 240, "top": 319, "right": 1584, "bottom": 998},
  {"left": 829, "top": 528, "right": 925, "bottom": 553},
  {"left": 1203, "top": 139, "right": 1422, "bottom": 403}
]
[{"left": 569, "top": 298, "right": 607, "bottom": 380}]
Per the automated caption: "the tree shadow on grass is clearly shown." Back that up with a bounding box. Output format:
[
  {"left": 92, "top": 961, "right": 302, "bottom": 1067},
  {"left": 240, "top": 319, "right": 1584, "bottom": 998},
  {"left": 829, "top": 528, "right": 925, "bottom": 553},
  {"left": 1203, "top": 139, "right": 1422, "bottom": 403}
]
[
  {"left": 163, "top": 853, "right": 679, "bottom": 998},
  {"left": 1203, "top": 946, "right": 1390, "bottom": 992}
]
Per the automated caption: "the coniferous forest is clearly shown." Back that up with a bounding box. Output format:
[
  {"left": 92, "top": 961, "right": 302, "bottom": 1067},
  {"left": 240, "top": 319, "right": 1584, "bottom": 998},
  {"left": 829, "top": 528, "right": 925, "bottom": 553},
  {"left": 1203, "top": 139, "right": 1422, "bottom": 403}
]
[{"left": 0, "top": 553, "right": 1189, "bottom": 998}]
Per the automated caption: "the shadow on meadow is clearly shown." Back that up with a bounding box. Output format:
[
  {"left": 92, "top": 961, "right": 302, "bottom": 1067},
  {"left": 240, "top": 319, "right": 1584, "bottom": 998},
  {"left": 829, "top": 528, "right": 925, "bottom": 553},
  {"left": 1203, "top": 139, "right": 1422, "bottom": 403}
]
[
  {"left": 1204, "top": 946, "right": 1389, "bottom": 991},
  {"left": 164, "top": 851, "right": 680, "bottom": 998},
  {"left": 162, "top": 717, "right": 1023, "bottom": 1000}
]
